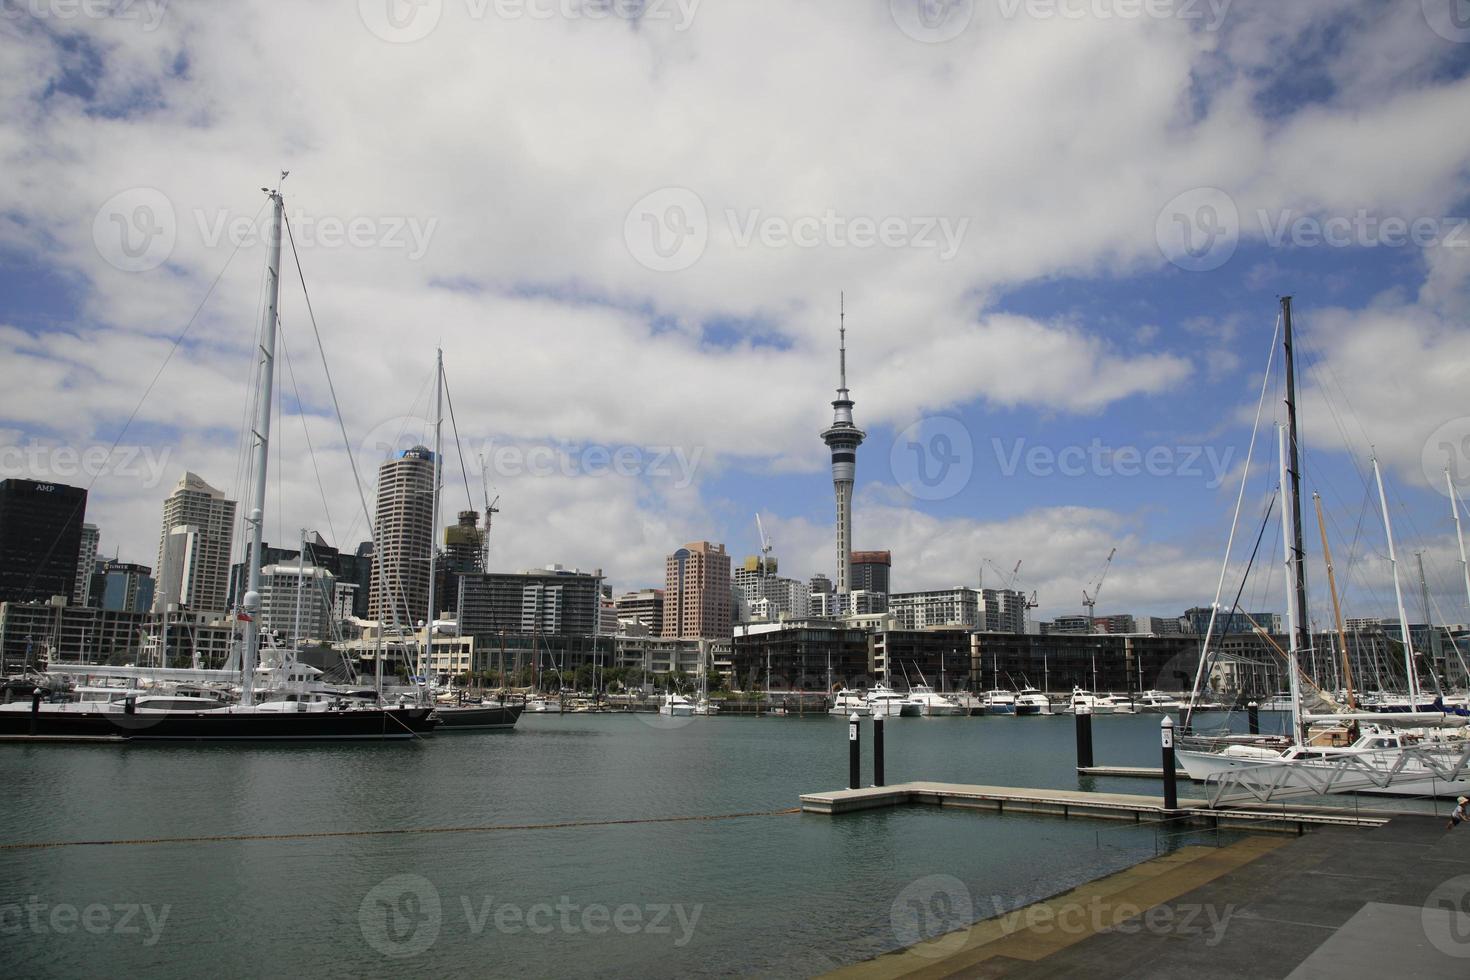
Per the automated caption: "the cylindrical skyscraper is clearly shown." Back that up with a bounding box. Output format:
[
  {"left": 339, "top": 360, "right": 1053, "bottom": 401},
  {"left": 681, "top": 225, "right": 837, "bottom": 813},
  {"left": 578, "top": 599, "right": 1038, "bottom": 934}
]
[{"left": 820, "top": 297, "right": 865, "bottom": 594}]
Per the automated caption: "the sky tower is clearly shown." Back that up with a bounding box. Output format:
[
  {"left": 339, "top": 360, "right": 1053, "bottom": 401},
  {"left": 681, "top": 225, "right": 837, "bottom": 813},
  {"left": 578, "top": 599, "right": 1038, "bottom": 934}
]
[{"left": 821, "top": 295, "right": 865, "bottom": 594}]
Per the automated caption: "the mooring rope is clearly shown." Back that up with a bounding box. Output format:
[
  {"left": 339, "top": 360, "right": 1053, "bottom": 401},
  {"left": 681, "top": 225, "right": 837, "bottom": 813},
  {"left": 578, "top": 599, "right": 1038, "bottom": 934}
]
[{"left": 0, "top": 808, "right": 802, "bottom": 852}]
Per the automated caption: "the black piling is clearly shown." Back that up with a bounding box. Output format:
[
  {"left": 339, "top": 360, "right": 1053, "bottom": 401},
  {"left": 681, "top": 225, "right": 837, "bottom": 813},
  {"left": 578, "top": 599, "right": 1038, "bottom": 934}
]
[
  {"left": 873, "top": 715, "right": 885, "bottom": 787},
  {"left": 848, "top": 712, "right": 861, "bottom": 790},
  {"left": 1248, "top": 701, "right": 1260, "bottom": 735},
  {"left": 29, "top": 687, "right": 41, "bottom": 736},
  {"left": 1161, "top": 716, "right": 1178, "bottom": 810},
  {"left": 1074, "top": 704, "right": 1094, "bottom": 769}
]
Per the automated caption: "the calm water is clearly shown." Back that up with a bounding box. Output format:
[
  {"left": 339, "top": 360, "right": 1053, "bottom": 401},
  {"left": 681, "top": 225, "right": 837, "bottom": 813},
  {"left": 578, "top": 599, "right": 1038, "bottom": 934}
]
[{"left": 1, "top": 712, "right": 1234, "bottom": 978}]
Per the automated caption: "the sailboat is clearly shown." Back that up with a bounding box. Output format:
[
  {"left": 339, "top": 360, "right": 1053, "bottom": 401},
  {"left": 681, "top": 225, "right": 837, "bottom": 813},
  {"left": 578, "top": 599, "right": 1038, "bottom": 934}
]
[{"left": 0, "top": 181, "right": 437, "bottom": 740}]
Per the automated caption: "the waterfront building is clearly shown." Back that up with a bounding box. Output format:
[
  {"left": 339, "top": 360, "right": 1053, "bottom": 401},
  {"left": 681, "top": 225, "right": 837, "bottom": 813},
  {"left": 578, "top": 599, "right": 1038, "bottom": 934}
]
[
  {"left": 457, "top": 566, "right": 604, "bottom": 637},
  {"left": 890, "top": 587, "right": 983, "bottom": 630},
  {"left": 0, "top": 479, "right": 87, "bottom": 606},
  {"left": 0, "top": 598, "right": 231, "bottom": 671},
  {"left": 730, "top": 620, "right": 873, "bottom": 691},
  {"left": 820, "top": 302, "right": 865, "bottom": 594},
  {"left": 1140, "top": 615, "right": 1186, "bottom": 636},
  {"left": 74, "top": 523, "right": 99, "bottom": 605},
  {"left": 662, "top": 541, "right": 731, "bottom": 640},
  {"left": 1183, "top": 606, "right": 1282, "bottom": 635},
  {"left": 367, "top": 446, "right": 435, "bottom": 627},
  {"left": 1043, "top": 615, "right": 1093, "bottom": 635},
  {"left": 153, "top": 473, "right": 236, "bottom": 618},
  {"left": 1091, "top": 614, "right": 1137, "bottom": 634}
]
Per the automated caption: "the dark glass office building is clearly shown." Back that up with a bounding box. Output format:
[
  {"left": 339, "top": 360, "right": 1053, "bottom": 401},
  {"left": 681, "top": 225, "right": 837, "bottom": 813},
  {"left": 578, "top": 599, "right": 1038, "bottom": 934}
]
[{"left": 0, "top": 479, "right": 87, "bottom": 604}]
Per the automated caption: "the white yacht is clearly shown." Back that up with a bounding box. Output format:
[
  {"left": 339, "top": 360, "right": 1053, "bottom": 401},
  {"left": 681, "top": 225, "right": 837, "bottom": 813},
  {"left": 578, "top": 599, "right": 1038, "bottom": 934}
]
[
  {"left": 982, "top": 689, "right": 1017, "bottom": 715},
  {"left": 658, "top": 693, "right": 695, "bottom": 717},
  {"left": 524, "top": 695, "right": 563, "bottom": 714},
  {"left": 1095, "top": 693, "right": 1135, "bottom": 714},
  {"left": 1067, "top": 688, "right": 1112, "bottom": 715},
  {"left": 1137, "top": 690, "right": 1184, "bottom": 712},
  {"left": 866, "top": 684, "right": 921, "bottom": 718},
  {"left": 1014, "top": 687, "right": 1051, "bottom": 716},
  {"left": 906, "top": 684, "right": 964, "bottom": 717},
  {"left": 830, "top": 689, "right": 872, "bottom": 717},
  {"left": 691, "top": 698, "right": 720, "bottom": 716}
]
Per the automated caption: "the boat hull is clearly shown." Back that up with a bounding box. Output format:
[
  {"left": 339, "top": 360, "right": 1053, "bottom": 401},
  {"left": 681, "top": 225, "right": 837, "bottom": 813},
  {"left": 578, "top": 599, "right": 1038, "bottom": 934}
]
[
  {"left": 1177, "top": 747, "right": 1470, "bottom": 798},
  {"left": 433, "top": 702, "right": 524, "bottom": 730},
  {"left": 0, "top": 704, "right": 438, "bottom": 741}
]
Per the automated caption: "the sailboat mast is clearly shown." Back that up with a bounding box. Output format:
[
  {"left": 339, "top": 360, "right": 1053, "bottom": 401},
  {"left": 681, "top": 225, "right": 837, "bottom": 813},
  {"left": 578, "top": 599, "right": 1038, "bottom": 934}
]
[
  {"left": 1280, "top": 296, "right": 1311, "bottom": 660},
  {"left": 422, "top": 348, "right": 444, "bottom": 691},
  {"left": 1451, "top": 470, "right": 1470, "bottom": 627},
  {"left": 239, "top": 185, "right": 285, "bottom": 708},
  {"left": 1373, "top": 455, "right": 1420, "bottom": 707},
  {"left": 1278, "top": 425, "right": 1304, "bottom": 744},
  {"left": 1313, "top": 493, "right": 1355, "bottom": 710}
]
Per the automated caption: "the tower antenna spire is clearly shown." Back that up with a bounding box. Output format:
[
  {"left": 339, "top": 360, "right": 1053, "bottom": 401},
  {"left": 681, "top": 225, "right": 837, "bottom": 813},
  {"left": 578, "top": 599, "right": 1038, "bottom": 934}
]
[{"left": 839, "top": 292, "right": 847, "bottom": 393}]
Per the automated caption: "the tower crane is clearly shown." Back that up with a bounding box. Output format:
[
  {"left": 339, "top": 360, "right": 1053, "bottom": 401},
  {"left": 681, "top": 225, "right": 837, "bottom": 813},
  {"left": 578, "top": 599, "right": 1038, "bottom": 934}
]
[
  {"left": 1081, "top": 547, "right": 1117, "bottom": 632},
  {"left": 755, "top": 513, "right": 774, "bottom": 577},
  {"left": 478, "top": 455, "right": 500, "bottom": 571}
]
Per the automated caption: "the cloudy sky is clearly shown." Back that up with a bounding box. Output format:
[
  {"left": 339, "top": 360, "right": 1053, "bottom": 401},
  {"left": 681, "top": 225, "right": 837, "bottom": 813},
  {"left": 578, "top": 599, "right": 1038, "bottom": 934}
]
[{"left": 3, "top": 0, "right": 1470, "bottom": 628}]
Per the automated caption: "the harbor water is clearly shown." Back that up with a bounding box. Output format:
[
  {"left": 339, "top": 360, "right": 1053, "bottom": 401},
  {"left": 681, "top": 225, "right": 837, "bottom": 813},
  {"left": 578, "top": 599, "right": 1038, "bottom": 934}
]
[{"left": 2, "top": 712, "right": 1244, "bottom": 977}]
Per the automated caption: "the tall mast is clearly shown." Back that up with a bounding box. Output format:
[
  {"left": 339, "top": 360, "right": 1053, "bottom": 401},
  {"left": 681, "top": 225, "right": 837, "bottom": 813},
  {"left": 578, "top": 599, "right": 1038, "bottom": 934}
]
[
  {"left": 1450, "top": 469, "right": 1470, "bottom": 625},
  {"left": 1314, "top": 492, "right": 1355, "bottom": 710},
  {"left": 1372, "top": 455, "right": 1420, "bottom": 707},
  {"left": 239, "top": 181, "right": 285, "bottom": 708},
  {"left": 1280, "top": 296, "right": 1311, "bottom": 659},
  {"left": 421, "top": 348, "right": 444, "bottom": 689},
  {"left": 293, "top": 528, "right": 306, "bottom": 655},
  {"left": 1416, "top": 551, "right": 1444, "bottom": 697},
  {"left": 1279, "top": 425, "right": 1304, "bottom": 745}
]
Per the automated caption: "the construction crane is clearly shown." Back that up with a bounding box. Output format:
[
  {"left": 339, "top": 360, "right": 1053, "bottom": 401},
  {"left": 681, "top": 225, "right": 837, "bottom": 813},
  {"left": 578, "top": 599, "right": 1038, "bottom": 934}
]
[
  {"left": 754, "top": 513, "right": 774, "bottom": 577},
  {"left": 1081, "top": 547, "right": 1117, "bottom": 631},
  {"left": 478, "top": 455, "right": 500, "bottom": 571}
]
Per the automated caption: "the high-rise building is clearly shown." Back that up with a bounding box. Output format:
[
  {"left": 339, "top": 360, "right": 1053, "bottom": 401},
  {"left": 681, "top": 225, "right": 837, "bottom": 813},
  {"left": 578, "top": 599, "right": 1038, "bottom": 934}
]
[
  {"left": 614, "top": 589, "right": 665, "bottom": 631},
  {"left": 0, "top": 479, "right": 87, "bottom": 605},
  {"left": 227, "top": 533, "right": 372, "bottom": 621},
  {"left": 890, "top": 588, "right": 983, "bottom": 630},
  {"left": 258, "top": 563, "right": 337, "bottom": 642},
  {"left": 367, "top": 446, "right": 435, "bottom": 627},
  {"left": 74, "top": 523, "right": 99, "bottom": 605},
  {"left": 94, "top": 560, "right": 155, "bottom": 614},
  {"left": 810, "top": 573, "right": 834, "bottom": 596},
  {"left": 457, "top": 566, "right": 604, "bottom": 637},
  {"left": 153, "top": 473, "right": 236, "bottom": 617},
  {"left": 820, "top": 300, "right": 865, "bottom": 594},
  {"left": 850, "top": 550, "right": 891, "bottom": 595},
  {"left": 662, "top": 541, "right": 732, "bottom": 640}
]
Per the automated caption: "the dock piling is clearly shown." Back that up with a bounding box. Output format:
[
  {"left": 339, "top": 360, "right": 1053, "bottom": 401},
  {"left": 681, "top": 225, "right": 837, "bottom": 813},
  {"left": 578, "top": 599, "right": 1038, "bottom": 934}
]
[
  {"left": 848, "top": 712, "right": 860, "bottom": 790},
  {"left": 1161, "top": 716, "right": 1178, "bottom": 810},
  {"left": 873, "top": 714, "right": 885, "bottom": 787},
  {"left": 30, "top": 687, "right": 41, "bottom": 736},
  {"left": 1075, "top": 704, "right": 1094, "bottom": 769},
  {"left": 1248, "top": 701, "right": 1260, "bottom": 735}
]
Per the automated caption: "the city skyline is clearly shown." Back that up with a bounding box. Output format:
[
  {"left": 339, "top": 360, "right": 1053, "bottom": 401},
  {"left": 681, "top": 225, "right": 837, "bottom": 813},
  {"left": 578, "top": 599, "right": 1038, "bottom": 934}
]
[{"left": 1, "top": 5, "right": 1469, "bottom": 629}]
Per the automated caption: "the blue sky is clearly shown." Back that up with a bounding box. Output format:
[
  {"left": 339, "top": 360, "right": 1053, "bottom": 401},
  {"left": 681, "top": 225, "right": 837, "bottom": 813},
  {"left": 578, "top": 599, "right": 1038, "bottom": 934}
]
[{"left": 3, "top": 1, "right": 1470, "bottom": 628}]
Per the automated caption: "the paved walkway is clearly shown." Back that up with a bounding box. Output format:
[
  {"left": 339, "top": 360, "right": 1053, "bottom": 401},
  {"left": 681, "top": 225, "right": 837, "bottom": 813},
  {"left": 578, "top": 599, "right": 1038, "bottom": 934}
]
[{"left": 826, "top": 816, "right": 1470, "bottom": 978}]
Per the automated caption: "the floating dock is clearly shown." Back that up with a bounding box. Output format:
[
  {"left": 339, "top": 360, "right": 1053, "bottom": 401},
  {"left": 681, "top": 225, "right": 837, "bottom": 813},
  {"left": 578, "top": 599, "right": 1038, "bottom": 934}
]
[{"left": 799, "top": 781, "right": 1393, "bottom": 832}]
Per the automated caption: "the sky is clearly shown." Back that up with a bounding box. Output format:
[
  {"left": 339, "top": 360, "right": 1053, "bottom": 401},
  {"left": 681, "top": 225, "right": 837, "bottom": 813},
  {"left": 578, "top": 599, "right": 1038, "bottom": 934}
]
[{"left": 2, "top": 0, "right": 1470, "bottom": 630}]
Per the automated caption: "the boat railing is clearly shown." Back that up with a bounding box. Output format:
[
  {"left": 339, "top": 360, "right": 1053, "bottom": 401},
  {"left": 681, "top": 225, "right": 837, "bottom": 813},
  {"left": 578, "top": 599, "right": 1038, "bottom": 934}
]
[{"left": 1202, "top": 740, "right": 1470, "bottom": 806}]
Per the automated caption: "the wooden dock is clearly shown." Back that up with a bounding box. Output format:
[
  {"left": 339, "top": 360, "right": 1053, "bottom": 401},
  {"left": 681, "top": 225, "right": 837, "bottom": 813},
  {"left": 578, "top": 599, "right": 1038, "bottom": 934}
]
[
  {"left": 1076, "top": 765, "right": 1196, "bottom": 779},
  {"left": 799, "top": 781, "right": 1391, "bottom": 831}
]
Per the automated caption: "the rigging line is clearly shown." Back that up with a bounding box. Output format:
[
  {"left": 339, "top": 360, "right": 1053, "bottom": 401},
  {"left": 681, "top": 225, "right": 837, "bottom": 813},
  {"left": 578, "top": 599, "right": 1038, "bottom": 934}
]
[
  {"left": 15, "top": 196, "right": 269, "bottom": 603},
  {"left": 276, "top": 321, "right": 338, "bottom": 547},
  {"left": 281, "top": 213, "right": 381, "bottom": 623},
  {"left": 440, "top": 369, "right": 476, "bottom": 513}
]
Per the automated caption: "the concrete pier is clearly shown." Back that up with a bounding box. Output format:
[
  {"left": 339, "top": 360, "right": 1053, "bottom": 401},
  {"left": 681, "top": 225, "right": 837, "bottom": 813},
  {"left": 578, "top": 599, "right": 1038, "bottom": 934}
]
[{"left": 800, "top": 781, "right": 1392, "bottom": 832}]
